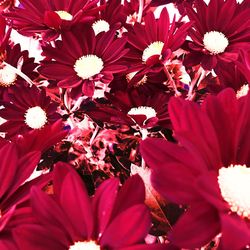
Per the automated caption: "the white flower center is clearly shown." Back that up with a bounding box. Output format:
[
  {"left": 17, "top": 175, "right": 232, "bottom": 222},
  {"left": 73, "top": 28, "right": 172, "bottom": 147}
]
[
  {"left": 55, "top": 10, "right": 73, "bottom": 21},
  {"left": 0, "top": 67, "right": 17, "bottom": 87},
  {"left": 74, "top": 55, "right": 104, "bottom": 80},
  {"left": 69, "top": 241, "right": 100, "bottom": 250},
  {"left": 126, "top": 71, "right": 147, "bottom": 86},
  {"left": 92, "top": 19, "right": 110, "bottom": 35},
  {"left": 218, "top": 164, "right": 250, "bottom": 219},
  {"left": 128, "top": 106, "right": 156, "bottom": 120},
  {"left": 24, "top": 106, "right": 47, "bottom": 129},
  {"left": 236, "top": 84, "right": 249, "bottom": 99},
  {"left": 142, "top": 41, "right": 164, "bottom": 62},
  {"left": 203, "top": 31, "right": 229, "bottom": 54}
]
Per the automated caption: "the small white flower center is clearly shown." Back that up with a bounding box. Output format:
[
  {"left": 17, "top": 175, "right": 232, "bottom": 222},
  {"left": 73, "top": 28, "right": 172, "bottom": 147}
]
[
  {"left": 236, "top": 84, "right": 249, "bottom": 99},
  {"left": 142, "top": 41, "right": 164, "bottom": 63},
  {"left": 24, "top": 106, "right": 47, "bottom": 129},
  {"left": 128, "top": 106, "right": 156, "bottom": 120},
  {"left": 218, "top": 164, "right": 250, "bottom": 219},
  {"left": 92, "top": 19, "right": 110, "bottom": 35},
  {"left": 0, "top": 67, "right": 17, "bottom": 87},
  {"left": 69, "top": 241, "right": 100, "bottom": 250},
  {"left": 203, "top": 31, "right": 229, "bottom": 54},
  {"left": 55, "top": 10, "right": 73, "bottom": 21},
  {"left": 126, "top": 71, "right": 147, "bottom": 86},
  {"left": 74, "top": 55, "right": 104, "bottom": 80}
]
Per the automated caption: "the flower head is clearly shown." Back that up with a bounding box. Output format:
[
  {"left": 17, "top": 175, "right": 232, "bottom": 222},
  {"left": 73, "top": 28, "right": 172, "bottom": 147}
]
[
  {"left": 184, "top": 0, "right": 250, "bottom": 70},
  {"left": 39, "top": 25, "right": 128, "bottom": 97},
  {"left": 13, "top": 162, "right": 167, "bottom": 250},
  {"left": 0, "top": 85, "right": 60, "bottom": 138},
  {"left": 141, "top": 88, "right": 250, "bottom": 249},
  {"left": 4, "top": 0, "right": 101, "bottom": 40}
]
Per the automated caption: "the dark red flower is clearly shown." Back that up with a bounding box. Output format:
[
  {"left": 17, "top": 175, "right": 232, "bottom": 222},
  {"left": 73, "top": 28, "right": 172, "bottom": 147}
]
[
  {"left": 91, "top": 0, "right": 128, "bottom": 35},
  {"left": 13, "top": 162, "right": 167, "bottom": 250},
  {"left": 126, "top": 8, "right": 192, "bottom": 73},
  {"left": 109, "top": 70, "right": 168, "bottom": 94},
  {"left": 4, "top": 0, "right": 102, "bottom": 40},
  {"left": 0, "top": 85, "right": 60, "bottom": 138},
  {"left": 184, "top": 0, "right": 250, "bottom": 70},
  {"left": 0, "top": 140, "right": 51, "bottom": 217},
  {"left": 13, "top": 119, "right": 68, "bottom": 155},
  {"left": 86, "top": 89, "right": 172, "bottom": 130},
  {"left": 0, "top": 44, "right": 39, "bottom": 99},
  {"left": 215, "top": 61, "right": 248, "bottom": 93},
  {"left": 140, "top": 89, "right": 250, "bottom": 249},
  {"left": 39, "top": 25, "right": 128, "bottom": 97}
]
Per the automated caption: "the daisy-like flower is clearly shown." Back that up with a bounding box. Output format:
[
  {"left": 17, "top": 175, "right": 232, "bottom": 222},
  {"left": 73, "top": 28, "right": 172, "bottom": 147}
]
[
  {"left": 86, "top": 89, "right": 171, "bottom": 129},
  {"left": 0, "top": 16, "right": 38, "bottom": 98},
  {"left": 0, "top": 44, "right": 39, "bottom": 98},
  {"left": 39, "top": 25, "right": 128, "bottom": 97},
  {"left": 126, "top": 8, "right": 192, "bottom": 73},
  {"left": 4, "top": 0, "right": 101, "bottom": 41},
  {"left": 109, "top": 70, "right": 168, "bottom": 94},
  {"left": 13, "top": 162, "right": 167, "bottom": 250},
  {"left": 215, "top": 60, "right": 248, "bottom": 92},
  {"left": 13, "top": 119, "right": 68, "bottom": 155},
  {"left": 184, "top": 0, "right": 250, "bottom": 70},
  {"left": 140, "top": 88, "right": 250, "bottom": 249},
  {"left": 0, "top": 140, "right": 51, "bottom": 217},
  {"left": 0, "top": 85, "right": 60, "bottom": 138},
  {"left": 91, "top": 0, "right": 128, "bottom": 36}
]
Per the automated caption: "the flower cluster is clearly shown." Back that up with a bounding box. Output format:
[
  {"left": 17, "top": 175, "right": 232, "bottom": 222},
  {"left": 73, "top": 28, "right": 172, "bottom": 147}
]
[{"left": 0, "top": 0, "right": 249, "bottom": 249}]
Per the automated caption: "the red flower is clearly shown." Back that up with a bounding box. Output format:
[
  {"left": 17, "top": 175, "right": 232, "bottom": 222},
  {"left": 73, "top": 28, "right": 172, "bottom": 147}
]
[
  {"left": 91, "top": 0, "right": 128, "bottom": 35},
  {"left": 109, "top": 70, "right": 168, "bottom": 95},
  {"left": 39, "top": 25, "right": 128, "bottom": 97},
  {"left": 184, "top": 0, "right": 250, "bottom": 70},
  {"left": 13, "top": 162, "right": 167, "bottom": 250},
  {"left": 141, "top": 89, "right": 250, "bottom": 249},
  {"left": 13, "top": 119, "right": 68, "bottom": 155},
  {"left": 126, "top": 8, "right": 192, "bottom": 73},
  {"left": 0, "top": 85, "right": 60, "bottom": 138},
  {"left": 86, "top": 89, "right": 172, "bottom": 129},
  {"left": 215, "top": 60, "right": 248, "bottom": 93},
  {"left": 0, "top": 140, "right": 51, "bottom": 217},
  {"left": 4, "top": 0, "right": 101, "bottom": 40}
]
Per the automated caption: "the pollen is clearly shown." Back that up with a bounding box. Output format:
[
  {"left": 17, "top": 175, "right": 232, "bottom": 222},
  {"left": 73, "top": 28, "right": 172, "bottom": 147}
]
[
  {"left": 203, "top": 31, "right": 229, "bottom": 55},
  {"left": 92, "top": 19, "right": 110, "bottom": 35},
  {"left": 142, "top": 41, "right": 164, "bottom": 63},
  {"left": 0, "top": 66, "right": 17, "bottom": 87},
  {"left": 74, "top": 55, "right": 104, "bottom": 80},
  {"left": 69, "top": 241, "right": 100, "bottom": 250},
  {"left": 236, "top": 84, "right": 249, "bottom": 99},
  {"left": 24, "top": 106, "right": 47, "bottom": 129},
  {"left": 126, "top": 71, "right": 148, "bottom": 86},
  {"left": 128, "top": 106, "right": 157, "bottom": 120},
  {"left": 55, "top": 10, "right": 73, "bottom": 21},
  {"left": 218, "top": 164, "right": 250, "bottom": 219}
]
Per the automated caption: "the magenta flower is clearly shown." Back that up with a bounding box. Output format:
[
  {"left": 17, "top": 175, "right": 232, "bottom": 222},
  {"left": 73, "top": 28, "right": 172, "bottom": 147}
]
[
  {"left": 13, "top": 162, "right": 167, "bottom": 250},
  {"left": 0, "top": 85, "right": 60, "bottom": 138},
  {"left": 0, "top": 140, "right": 51, "bottom": 216},
  {"left": 86, "top": 89, "right": 171, "bottom": 129},
  {"left": 184, "top": 0, "right": 250, "bottom": 70},
  {"left": 4, "top": 0, "right": 101, "bottom": 40},
  {"left": 126, "top": 8, "right": 192, "bottom": 73},
  {"left": 141, "top": 89, "right": 250, "bottom": 249},
  {"left": 39, "top": 24, "right": 128, "bottom": 97}
]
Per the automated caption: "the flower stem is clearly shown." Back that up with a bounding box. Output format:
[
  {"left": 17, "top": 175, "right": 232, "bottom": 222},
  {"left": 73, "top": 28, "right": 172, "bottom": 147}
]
[
  {"left": 89, "top": 125, "right": 100, "bottom": 145},
  {"left": 187, "top": 66, "right": 205, "bottom": 100},
  {"left": 137, "top": 0, "right": 144, "bottom": 23},
  {"left": 163, "top": 65, "right": 182, "bottom": 96},
  {"left": 3, "top": 61, "right": 34, "bottom": 86}
]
